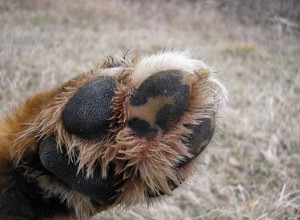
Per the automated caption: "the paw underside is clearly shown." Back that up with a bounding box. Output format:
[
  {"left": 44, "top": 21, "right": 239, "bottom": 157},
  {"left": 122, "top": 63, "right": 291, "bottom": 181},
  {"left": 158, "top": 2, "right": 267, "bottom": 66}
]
[
  {"left": 40, "top": 70, "right": 215, "bottom": 203},
  {"left": 6, "top": 53, "right": 225, "bottom": 219}
]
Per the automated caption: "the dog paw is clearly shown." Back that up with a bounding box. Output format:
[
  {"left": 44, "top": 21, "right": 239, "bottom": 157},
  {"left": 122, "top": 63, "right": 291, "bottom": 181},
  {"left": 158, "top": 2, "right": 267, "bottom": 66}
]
[{"left": 12, "top": 52, "right": 227, "bottom": 218}]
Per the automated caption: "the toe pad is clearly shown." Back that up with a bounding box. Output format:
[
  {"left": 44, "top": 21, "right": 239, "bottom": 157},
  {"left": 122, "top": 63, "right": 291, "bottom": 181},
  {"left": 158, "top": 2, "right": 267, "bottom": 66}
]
[
  {"left": 39, "top": 135, "right": 123, "bottom": 205},
  {"left": 62, "top": 76, "right": 117, "bottom": 139}
]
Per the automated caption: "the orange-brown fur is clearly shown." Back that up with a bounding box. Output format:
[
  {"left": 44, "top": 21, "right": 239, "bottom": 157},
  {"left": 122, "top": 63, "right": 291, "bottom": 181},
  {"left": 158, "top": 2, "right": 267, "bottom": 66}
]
[
  {"left": 0, "top": 89, "right": 63, "bottom": 201},
  {"left": 0, "top": 89, "right": 60, "bottom": 178}
]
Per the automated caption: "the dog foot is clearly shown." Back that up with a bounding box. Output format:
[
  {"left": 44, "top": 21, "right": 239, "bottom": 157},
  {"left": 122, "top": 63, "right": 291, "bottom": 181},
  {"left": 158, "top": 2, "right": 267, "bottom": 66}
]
[{"left": 2, "top": 52, "right": 227, "bottom": 219}]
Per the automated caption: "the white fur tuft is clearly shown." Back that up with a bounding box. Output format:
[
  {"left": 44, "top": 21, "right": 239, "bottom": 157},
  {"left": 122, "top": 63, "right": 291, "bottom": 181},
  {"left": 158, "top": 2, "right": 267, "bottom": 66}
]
[{"left": 132, "top": 51, "right": 209, "bottom": 84}]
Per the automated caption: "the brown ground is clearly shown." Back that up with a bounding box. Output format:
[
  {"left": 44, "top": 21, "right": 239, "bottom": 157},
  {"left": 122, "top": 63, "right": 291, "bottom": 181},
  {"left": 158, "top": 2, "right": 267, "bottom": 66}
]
[{"left": 0, "top": 1, "right": 299, "bottom": 219}]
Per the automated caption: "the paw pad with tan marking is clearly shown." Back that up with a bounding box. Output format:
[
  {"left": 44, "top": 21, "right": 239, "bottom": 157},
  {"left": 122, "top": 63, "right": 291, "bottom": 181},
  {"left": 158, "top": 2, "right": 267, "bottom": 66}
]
[
  {"left": 128, "top": 70, "right": 191, "bottom": 138},
  {"left": 0, "top": 52, "right": 227, "bottom": 220}
]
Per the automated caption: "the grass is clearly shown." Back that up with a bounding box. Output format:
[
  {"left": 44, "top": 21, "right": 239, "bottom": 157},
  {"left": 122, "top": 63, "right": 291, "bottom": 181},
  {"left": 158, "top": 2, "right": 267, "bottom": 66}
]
[
  {"left": 0, "top": 0, "right": 300, "bottom": 219},
  {"left": 220, "top": 42, "right": 258, "bottom": 58}
]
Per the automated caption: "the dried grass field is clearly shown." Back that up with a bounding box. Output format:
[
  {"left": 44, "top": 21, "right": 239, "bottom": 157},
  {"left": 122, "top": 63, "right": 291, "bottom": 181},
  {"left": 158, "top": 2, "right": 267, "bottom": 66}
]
[{"left": 1, "top": 0, "right": 300, "bottom": 219}]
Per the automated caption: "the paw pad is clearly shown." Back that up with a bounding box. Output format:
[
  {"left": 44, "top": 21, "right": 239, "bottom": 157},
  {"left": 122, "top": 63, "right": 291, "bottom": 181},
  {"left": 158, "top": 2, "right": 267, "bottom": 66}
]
[
  {"left": 178, "top": 117, "right": 215, "bottom": 167},
  {"left": 62, "top": 76, "right": 117, "bottom": 139},
  {"left": 39, "top": 135, "right": 122, "bottom": 205},
  {"left": 128, "top": 70, "right": 190, "bottom": 138},
  {"left": 187, "top": 117, "right": 215, "bottom": 157}
]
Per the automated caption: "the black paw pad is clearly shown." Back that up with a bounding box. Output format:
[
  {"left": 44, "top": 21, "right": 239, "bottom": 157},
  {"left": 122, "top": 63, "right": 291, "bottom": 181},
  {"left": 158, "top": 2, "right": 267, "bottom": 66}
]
[
  {"left": 129, "top": 70, "right": 190, "bottom": 138},
  {"left": 62, "top": 76, "right": 117, "bottom": 139},
  {"left": 39, "top": 135, "right": 123, "bottom": 205},
  {"left": 178, "top": 117, "right": 215, "bottom": 167}
]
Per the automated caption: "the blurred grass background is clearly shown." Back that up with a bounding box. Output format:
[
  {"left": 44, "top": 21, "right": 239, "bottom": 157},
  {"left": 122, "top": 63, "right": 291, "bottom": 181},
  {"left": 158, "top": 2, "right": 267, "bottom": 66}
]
[{"left": 0, "top": 0, "right": 299, "bottom": 219}]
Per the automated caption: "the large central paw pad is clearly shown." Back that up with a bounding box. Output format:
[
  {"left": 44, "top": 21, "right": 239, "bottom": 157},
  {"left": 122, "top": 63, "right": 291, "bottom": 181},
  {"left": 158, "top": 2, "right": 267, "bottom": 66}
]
[
  {"left": 37, "top": 52, "right": 226, "bottom": 211},
  {"left": 128, "top": 70, "right": 191, "bottom": 139}
]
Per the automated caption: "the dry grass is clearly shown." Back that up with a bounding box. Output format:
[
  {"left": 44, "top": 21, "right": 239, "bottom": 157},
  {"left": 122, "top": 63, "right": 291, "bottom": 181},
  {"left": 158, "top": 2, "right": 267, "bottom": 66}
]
[{"left": 1, "top": 0, "right": 300, "bottom": 219}]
